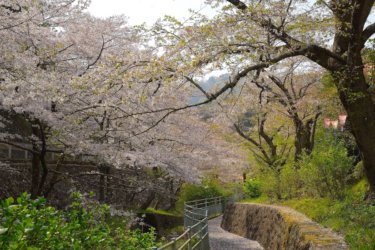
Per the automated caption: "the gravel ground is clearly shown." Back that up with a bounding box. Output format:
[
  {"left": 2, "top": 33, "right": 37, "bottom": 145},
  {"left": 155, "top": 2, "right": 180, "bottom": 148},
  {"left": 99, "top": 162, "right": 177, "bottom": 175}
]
[{"left": 208, "top": 216, "right": 263, "bottom": 250}]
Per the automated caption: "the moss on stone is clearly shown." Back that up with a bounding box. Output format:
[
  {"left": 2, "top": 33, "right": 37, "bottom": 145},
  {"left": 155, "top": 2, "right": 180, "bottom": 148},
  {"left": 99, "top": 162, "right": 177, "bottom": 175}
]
[{"left": 222, "top": 203, "right": 348, "bottom": 250}]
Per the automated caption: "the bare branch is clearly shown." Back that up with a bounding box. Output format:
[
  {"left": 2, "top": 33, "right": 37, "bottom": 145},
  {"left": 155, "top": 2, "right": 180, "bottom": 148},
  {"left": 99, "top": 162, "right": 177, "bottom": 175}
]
[{"left": 0, "top": 141, "right": 38, "bottom": 154}]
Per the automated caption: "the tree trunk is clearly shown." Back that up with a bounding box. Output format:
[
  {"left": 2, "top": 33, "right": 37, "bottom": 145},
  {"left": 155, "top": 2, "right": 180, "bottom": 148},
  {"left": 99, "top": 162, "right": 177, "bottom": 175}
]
[
  {"left": 44, "top": 154, "right": 65, "bottom": 197},
  {"left": 37, "top": 141, "right": 48, "bottom": 195},
  {"left": 105, "top": 167, "right": 111, "bottom": 203},
  {"left": 140, "top": 191, "right": 156, "bottom": 210},
  {"left": 333, "top": 67, "right": 375, "bottom": 199},
  {"left": 294, "top": 112, "right": 320, "bottom": 161},
  {"left": 98, "top": 163, "right": 110, "bottom": 202},
  {"left": 99, "top": 173, "right": 105, "bottom": 202},
  {"left": 30, "top": 152, "right": 40, "bottom": 198},
  {"left": 37, "top": 155, "right": 48, "bottom": 196},
  {"left": 294, "top": 120, "right": 314, "bottom": 160}
]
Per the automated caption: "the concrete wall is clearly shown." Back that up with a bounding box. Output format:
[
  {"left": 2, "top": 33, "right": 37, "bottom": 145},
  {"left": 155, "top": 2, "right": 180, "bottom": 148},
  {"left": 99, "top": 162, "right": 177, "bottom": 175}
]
[{"left": 221, "top": 203, "right": 348, "bottom": 250}]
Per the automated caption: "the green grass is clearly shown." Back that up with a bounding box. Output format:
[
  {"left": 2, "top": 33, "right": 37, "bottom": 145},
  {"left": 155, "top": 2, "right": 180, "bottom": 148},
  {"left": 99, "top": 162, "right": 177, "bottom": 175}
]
[
  {"left": 241, "top": 181, "right": 375, "bottom": 250},
  {"left": 241, "top": 194, "right": 273, "bottom": 204}
]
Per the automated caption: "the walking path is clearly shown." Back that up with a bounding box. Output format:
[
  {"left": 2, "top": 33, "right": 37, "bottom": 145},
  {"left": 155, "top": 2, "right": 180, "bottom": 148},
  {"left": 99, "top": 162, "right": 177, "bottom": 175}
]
[{"left": 208, "top": 216, "right": 263, "bottom": 250}]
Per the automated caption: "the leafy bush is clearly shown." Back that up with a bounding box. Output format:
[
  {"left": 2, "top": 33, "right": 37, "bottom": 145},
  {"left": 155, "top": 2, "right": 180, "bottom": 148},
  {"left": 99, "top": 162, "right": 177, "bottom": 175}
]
[
  {"left": 280, "top": 163, "right": 303, "bottom": 199},
  {"left": 270, "top": 129, "right": 354, "bottom": 200},
  {"left": 297, "top": 131, "right": 353, "bottom": 199},
  {"left": 175, "top": 178, "right": 226, "bottom": 212},
  {"left": 243, "top": 178, "right": 261, "bottom": 198},
  {"left": 251, "top": 168, "right": 283, "bottom": 200},
  {"left": 0, "top": 193, "right": 158, "bottom": 249}
]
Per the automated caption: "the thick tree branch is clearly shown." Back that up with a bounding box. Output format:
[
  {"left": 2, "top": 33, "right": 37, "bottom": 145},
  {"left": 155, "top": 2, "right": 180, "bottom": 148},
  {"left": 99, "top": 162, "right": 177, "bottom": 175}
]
[
  {"left": 362, "top": 23, "right": 375, "bottom": 44},
  {"left": 184, "top": 76, "right": 211, "bottom": 99},
  {"left": 227, "top": 0, "right": 345, "bottom": 69},
  {"left": 234, "top": 123, "right": 272, "bottom": 164},
  {"left": 226, "top": 0, "right": 247, "bottom": 10}
]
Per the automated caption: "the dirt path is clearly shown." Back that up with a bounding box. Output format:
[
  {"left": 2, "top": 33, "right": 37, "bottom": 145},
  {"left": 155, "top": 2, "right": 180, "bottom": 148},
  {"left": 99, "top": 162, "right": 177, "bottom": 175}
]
[{"left": 208, "top": 216, "right": 263, "bottom": 250}]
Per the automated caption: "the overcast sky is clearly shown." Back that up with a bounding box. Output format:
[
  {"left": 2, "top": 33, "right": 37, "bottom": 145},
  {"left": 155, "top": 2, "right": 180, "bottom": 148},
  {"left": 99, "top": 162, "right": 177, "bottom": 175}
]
[{"left": 88, "top": 0, "right": 216, "bottom": 25}]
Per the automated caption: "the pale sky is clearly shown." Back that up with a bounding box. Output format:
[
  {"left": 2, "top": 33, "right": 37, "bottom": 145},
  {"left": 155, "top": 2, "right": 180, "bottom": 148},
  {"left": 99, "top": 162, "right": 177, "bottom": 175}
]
[{"left": 88, "top": 0, "right": 216, "bottom": 25}]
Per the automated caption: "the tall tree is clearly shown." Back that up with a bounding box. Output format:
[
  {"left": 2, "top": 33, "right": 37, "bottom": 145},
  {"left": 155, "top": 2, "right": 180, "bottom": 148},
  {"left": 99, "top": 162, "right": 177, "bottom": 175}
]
[
  {"left": 0, "top": 0, "right": 246, "bottom": 197},
  {"left": 149, "top": 0, "right": 375, "bottom": 199},
  {"left": 252, "top": 62, "right": 322, "bottom": 161}
]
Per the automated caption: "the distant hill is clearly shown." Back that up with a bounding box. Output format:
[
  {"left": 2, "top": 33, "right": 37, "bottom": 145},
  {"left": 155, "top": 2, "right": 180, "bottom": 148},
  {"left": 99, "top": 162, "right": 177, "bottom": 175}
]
[{"left": 189, "top": 74, "right": 229, "bottom": 104}]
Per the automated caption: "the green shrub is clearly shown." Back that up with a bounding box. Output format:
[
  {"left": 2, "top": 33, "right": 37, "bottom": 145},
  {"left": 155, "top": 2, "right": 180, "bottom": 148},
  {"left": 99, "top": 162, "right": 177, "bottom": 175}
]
[
  {"left": 351, "top": 161, "right": 365, "bottom": 182},
  {"left": 271, "top": 130, "right": 354, "bottom": 200},
  {"left": 297, "top": 131, "right": 353, "bottom": 199},
  {"left": 243, "top": 178, "right": 261, "bottom": 198},
  {"left": 223, "top": 181, "right": 244, "bottom": 201},
  {"left": 175, "top": 178, "right": 226, "bottom": 212},
  {"left": 0, "top": 193, "right": 158, "bottom": 249},
  {"left": 254, "top": 168, "right": 282, "bottom": 200},
  {"left": 280, "top": 163, "right": 304, "bottom": 199}
]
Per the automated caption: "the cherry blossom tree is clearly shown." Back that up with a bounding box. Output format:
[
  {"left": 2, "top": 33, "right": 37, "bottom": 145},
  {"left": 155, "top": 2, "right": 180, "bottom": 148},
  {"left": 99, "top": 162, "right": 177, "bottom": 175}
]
[
  {"left": 0, "top": 1, "right": 248, "bottom": 199},
  {"left": 146, "top": 0, "right": 375, "bottom": 199}
]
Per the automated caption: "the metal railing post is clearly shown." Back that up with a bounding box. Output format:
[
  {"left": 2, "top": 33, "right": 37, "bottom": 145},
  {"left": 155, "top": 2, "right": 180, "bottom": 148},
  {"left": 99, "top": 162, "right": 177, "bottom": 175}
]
[
  {"left": 184, "top": 204, "right": 187, "bottom": 228},
  {"left": 172, "top": 237, "right": 177, "bottom": 250},
  {"left": 187, "top": 226, "right": 192, "bottom": 250},
  {"left": 158, "top": 196, "right": 226, "bottom": 250}
]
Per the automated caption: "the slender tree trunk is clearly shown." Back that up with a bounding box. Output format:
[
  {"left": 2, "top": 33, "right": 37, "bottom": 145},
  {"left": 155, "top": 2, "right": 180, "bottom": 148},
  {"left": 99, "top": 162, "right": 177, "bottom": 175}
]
[
  {"left": 30, "top": 124, "right": 41, "bottom": 198},
  {"left": 105, "top": 167, "right": 111, "bottom": 203},
  {"left": 99, "top": 173, "right": 105, "bottom": 202},
  {"left": 29, "top": 122, "right": 49, "bottom": 197},
  {"left": 98, "top": 163, "right": 110, "bottom": 202},
  {"left": 37, "top": 124, "right": 48, "bottom": 196},
  {"left": 294, "top": 119, "right": 316, "bottom": 161},
  {"left": 30, "top": 152, "right": 40, "bottom": 198},
  {"left": 37, "top": 155, "right": 48, "bottom": 196},
  {"left": 44, "top": 154, "right": 65, "bottom": 197}
]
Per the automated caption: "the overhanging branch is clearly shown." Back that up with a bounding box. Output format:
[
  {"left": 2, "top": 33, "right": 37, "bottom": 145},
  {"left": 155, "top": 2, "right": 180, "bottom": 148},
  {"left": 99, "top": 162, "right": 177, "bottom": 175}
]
[
  {"left": 226, "top": 0, "right": 247, "bottom": 10},
  {"left": 363, "top": 23, "right": 375, "bottom": 44}
]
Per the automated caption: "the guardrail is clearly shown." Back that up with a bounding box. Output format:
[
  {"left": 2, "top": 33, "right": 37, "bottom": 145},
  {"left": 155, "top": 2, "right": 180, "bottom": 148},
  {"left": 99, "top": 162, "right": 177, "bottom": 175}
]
[{"left": 153, "top": 196, "right": 224, "bottom": 250}]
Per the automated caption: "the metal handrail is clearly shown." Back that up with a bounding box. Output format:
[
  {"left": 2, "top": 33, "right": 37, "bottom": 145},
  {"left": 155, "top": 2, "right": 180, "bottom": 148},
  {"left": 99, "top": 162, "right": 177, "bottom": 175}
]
[{"left": 153, "top": 196, "right": 224, "bottom": 250}]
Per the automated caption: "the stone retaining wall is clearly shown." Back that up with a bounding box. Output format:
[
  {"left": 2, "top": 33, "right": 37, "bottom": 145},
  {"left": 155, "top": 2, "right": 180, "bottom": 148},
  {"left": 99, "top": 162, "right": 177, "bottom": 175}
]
[{"left": 221, "top": 203, "right": 348, "bottom": 250}]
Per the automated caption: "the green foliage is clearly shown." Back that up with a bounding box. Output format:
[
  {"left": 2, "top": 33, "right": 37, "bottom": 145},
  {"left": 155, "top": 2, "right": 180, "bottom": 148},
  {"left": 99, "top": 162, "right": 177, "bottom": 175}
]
[
  {"left": 351, "top": 161, "right": 365, "bottom": 181},
  {"left": 280, "top": 163, "right": 303, "bottom": 198},
  {"left": 175, "top": 178, "right": 227, "bottom": 212},
  {"left": 272, "top": 129, "right": 354, "bottom": 200},
  {"left": 297, "top": 130, "right": 353, "bottom": 199},
  {"left": 319, "top": 73, "right": 343, "bottom": 117},
  {"left": 243, "top": 178, "right": 261, "bottom": 198},
  {"left": 243, "top": 181, "right": 375, "bottom": 249},
  {"left": 243, "top": 122, "right": 374, "bottom": 248},
  {"left": 251, "top": 168, "right": 283, "bottom": 200},
  {"left": 281, "top": 196, "right": 375, "bottom": 250},
  {"left": 0, "top": 193, "right": 158, "bottom": 250}
]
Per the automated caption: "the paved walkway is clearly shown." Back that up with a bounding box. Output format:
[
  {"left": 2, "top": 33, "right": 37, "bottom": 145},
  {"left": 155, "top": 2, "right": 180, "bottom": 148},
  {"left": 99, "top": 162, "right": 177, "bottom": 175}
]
[{"left": 208, "top": 216, "right": 263, "bottom": 250}]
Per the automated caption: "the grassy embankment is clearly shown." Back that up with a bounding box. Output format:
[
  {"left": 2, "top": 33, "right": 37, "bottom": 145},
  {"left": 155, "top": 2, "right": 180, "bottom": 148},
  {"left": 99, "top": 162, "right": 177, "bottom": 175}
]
[{"left": 243, "top": 180, "right": 375, "bottom": 250}]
